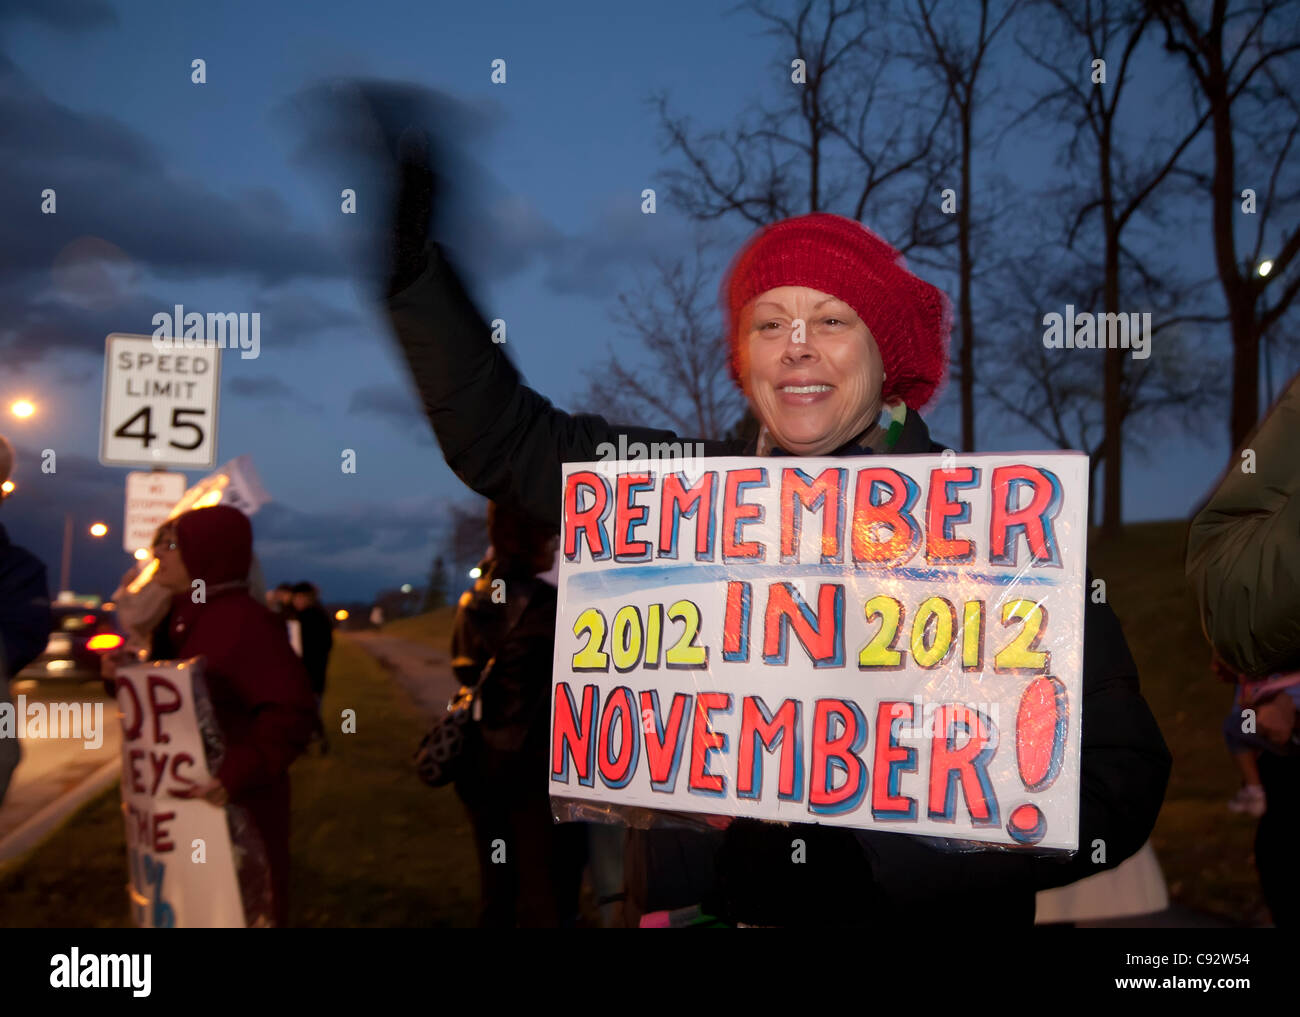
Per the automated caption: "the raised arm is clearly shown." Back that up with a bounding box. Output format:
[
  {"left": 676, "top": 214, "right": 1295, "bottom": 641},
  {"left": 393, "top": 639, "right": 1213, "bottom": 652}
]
[
  {"left": 387, "top": 244, "right": 681, "bottom": 529},
  {"left": 381, "top": 123, "right": 680, "bottom": 529}
]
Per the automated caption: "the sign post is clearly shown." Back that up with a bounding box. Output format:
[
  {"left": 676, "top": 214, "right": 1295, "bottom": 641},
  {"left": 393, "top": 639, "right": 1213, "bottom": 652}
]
[{"left": 100, "top": 333, "right": 220, "bottom": 469}]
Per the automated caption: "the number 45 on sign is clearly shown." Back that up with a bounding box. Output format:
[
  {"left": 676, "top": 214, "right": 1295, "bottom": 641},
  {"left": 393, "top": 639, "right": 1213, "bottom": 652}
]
[{"left": 100, "top": 333, "right": 221, "bottom": 469}]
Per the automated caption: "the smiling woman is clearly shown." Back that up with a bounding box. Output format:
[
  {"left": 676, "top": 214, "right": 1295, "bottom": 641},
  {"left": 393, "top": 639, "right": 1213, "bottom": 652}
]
[{"left": 377, "top": 116, "right": 1170, "bottom": 928}]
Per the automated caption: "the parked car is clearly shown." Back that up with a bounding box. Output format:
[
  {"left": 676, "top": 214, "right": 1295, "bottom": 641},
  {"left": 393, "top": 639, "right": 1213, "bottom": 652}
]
[{"left": 16, "top": 605, "right": 125, "bottom": 682}]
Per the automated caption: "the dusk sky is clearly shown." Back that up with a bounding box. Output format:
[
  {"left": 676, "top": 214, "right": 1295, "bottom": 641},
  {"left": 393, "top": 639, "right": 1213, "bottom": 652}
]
[{"left": 1, "top": 0, "right": 1294, "bottom": 602}]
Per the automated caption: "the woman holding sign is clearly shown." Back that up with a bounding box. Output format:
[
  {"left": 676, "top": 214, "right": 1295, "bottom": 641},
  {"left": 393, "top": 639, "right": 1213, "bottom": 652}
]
[
  {"left": 368, "top": 97, "right": 1171, "bottom": 927},
  {"left": 150, "top": 505, "right": 318, "bottom": 927}
]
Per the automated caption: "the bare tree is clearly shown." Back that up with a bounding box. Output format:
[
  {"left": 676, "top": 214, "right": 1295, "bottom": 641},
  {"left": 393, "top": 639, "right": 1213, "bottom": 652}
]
[
  {"left": 903, "top": 0, "right": 1023, "bottom": 451},
  {"left": 980, "top": 240, "right": 1227, "bottom": 524},
  {"left": 653, "top": 0, "right": 959, "bottom": 256},
  {"left": 573, "top": 235, "right": 745, "bottom": 439},
  {"left": 1013, "top": 0, "right": 1212, "bottom": 535},
  {"left": 1148, "top": 0, "right": 1300, "bottom": 447}
]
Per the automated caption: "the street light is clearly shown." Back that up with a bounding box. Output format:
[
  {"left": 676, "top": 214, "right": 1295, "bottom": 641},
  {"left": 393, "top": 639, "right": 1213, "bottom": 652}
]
[
  {"left": 334, "top": 609, "right": 349, "bottom": 622},
  {"left": 9, "top": 400, "right": 35, "bottom": 419},
  {"left": 1, "top": 480, "right": 13, "bottom": 496},
  {"left": 60, "top": 515, "right": 109, "bottom": 595},
  {"left": 1259, "top": 259, "right": 1274, "bottom": 277}
]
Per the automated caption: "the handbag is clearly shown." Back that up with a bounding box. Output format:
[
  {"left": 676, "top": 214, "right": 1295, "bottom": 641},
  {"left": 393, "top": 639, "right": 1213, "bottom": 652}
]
[{"left": 413, "top": 579, "right": 534, "bottom": 788}]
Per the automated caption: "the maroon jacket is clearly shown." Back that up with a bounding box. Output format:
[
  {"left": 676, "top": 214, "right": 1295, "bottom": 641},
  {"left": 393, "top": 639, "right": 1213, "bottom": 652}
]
[{"left": 167, "top": 505, "right": 316, "bottom": 925}]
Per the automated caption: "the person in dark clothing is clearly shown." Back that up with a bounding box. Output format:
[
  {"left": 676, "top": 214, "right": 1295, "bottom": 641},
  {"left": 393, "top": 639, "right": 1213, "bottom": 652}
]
[
  {"left": 1188, "top": 374, "right": 1300, "bottom": 926},
  {"left": 452, "top": 502, "right": 587, "bottom": 927},
  {"left": 361, "top": 92, "right": 1171, "bottom": 927},
  {"left": 0, "top": 522, "right": 51, "bottom": 683},
  {"left": 290, "top": 581, "right": 333, "bottom": 701},
  {"left": 0, "top": 436, "right": 53, "bottom": 804},
  {"left": 149, "top": 507, "right": 318, "bottom": 927}
]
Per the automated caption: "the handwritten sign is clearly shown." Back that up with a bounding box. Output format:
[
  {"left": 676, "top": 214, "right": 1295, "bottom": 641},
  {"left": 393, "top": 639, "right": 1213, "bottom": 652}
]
[
  {"left": 115, "top": 659, "right": 245, "bottom": 926},
  {"left": 550, "top": 453, "right": 1088, "bottom": 850}
]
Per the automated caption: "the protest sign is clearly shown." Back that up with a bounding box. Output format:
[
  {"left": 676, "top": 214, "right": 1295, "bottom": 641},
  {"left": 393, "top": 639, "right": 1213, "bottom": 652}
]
[
  {"left": 115, "top": 659, "right": 251, "bottom": 926},
  {"left": 550, "top": 453, "right": 1088, "bottom": 850}
]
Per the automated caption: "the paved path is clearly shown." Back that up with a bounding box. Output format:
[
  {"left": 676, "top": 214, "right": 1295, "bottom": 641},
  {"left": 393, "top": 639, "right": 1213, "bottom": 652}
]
[
  {"left": 348, "top": 633, "right": 459, "bottom": 724},
  {"left": 0, "top": 679, "right": 121, "bottom": 861}
]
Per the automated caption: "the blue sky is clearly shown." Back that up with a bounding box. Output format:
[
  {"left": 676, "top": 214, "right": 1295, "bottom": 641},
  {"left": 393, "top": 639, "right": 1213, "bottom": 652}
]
[{"left": 0, "top": 0, "right": 1294, "bottom": 601}]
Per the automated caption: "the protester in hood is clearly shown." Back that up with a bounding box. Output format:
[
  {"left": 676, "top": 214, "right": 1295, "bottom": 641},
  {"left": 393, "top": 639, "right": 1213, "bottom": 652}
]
[
  {"left": 0, "top": 435, "right": 52, "bottom": 805},
  {"left": 451, "top": 502, "right": 586, "bottom": 927},
  {"left": 373, "top": 108, "right": 1171, "bottom": 927},
  {"left": 150, "top": 505, "right": 318, "bottom": 927}
]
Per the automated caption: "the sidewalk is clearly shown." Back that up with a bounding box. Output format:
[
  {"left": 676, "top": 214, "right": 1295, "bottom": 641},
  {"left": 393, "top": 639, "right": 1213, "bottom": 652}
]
[
  {"left": 0, "top": 681, "right": 121, "bottom": 864},
  {"left": 348, "top": 632, "right": 458, "bottom": 723}
]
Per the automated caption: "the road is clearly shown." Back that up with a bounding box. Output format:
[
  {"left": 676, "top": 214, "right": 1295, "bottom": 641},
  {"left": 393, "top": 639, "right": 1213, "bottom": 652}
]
[{"left": 0, "top": 678, "right": 121, "bottom": 846}]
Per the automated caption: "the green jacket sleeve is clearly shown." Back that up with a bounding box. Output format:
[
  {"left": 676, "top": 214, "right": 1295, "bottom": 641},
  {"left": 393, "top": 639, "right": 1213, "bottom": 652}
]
[
  {"left": 385, "top": 242, "right": 685, "bottom": 529},
  {"left": 1186, "top": 372, "right": 1300, "bottom": 678}
]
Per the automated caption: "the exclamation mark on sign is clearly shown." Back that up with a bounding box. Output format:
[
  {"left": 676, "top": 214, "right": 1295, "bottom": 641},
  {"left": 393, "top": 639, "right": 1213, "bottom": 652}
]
[{"left": 1006, "top": 676, "right": 1068, "bottom": 845}]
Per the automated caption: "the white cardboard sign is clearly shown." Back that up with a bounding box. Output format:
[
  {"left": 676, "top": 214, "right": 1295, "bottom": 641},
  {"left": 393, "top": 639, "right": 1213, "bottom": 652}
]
[
  {"left": 115, "top": 660, "right": 245, "bottom": 927},
  {"left": 550, "top": 452, "right": 1088, "bottom": 851},
  {"left": 123, "top": 471, "right": 188, "bottom": 553}
]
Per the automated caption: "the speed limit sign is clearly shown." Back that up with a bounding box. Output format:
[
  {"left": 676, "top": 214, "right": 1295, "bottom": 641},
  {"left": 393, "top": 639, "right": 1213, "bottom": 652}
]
[{"left": 99, "top": 333, "right": 221, "bottom": 468}]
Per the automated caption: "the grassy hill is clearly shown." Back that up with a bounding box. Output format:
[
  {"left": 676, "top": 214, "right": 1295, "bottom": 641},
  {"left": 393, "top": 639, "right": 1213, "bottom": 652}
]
[{"left": 1088, "top": 520, "right": 1262, "bottom": 922}]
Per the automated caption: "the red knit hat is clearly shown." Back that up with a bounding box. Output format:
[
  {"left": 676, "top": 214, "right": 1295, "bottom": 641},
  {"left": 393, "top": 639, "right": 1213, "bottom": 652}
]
[{"left": 722, "top": 212, "right": 951, "bottom": 410}]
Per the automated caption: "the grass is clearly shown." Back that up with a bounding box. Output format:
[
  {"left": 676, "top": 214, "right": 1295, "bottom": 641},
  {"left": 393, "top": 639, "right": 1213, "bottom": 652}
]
[
  {"left": 380, "top": 605, "right": 457, "bottom": 649},
  {"left": 1088, "top": 520, "right": 1264, "bottom": 924},
  {"left": 0, "top": 520, "right": 1267, "bottom": 925},
  {"left": 0, "top": 636, "right": 479, "bottom": 928}
]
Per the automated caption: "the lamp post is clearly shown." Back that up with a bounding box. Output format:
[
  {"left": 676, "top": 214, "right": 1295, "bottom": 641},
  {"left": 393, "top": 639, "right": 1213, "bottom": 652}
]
[{"left": 59, "top": 515, "right": 108, "bottom": 595}]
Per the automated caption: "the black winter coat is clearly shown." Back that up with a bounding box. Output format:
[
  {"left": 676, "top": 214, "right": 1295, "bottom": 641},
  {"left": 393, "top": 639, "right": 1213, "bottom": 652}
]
[
  {"left": 0, "top": 522, "right": 52, "bottom": 679},
  {"left": 451, "top": 564, "right": 559, "bottom": 805},
  {"left": 387, "top": 242, "right": 1172, "bottom": 927}
]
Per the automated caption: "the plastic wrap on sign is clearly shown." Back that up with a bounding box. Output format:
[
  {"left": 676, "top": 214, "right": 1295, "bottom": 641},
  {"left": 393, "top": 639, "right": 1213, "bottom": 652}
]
[
  {"left": 548, "top": 452, "right": 1089, "bottom": 855},
  {"left": 115, "top": 657, "right": 273, "bottom": 927}
]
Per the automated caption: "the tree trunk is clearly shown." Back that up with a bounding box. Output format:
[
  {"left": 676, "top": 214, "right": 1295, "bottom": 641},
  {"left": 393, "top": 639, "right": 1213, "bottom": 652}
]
[
  {"left": 959, "top": 109, "right": 975, "bottom": 452},
  {"left": 1100, "top": 132, "right": 1124, "bottom": 538}
]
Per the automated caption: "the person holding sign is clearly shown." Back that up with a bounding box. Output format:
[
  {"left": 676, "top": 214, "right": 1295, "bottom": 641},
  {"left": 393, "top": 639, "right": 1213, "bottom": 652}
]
[
  {"left": 368, "top": 95, "right": 1171, "bottom": 927},
  {"left": 147, "top": 505, "right": 318, "bottom": 927}
]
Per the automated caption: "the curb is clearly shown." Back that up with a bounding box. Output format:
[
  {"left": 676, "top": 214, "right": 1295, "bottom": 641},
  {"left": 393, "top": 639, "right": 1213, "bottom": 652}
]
[{"left": 0, "top": 757, "right": 120, "bottom": 866}]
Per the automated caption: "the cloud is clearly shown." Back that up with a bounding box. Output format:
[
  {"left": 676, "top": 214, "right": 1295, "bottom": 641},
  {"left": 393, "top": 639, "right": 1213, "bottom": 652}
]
[
  {"left": 0, "top": 53, "right": 343, "bottom": 289},
  {"left": 0, "top": 0, "right": 117, "bottom": 34},
  {"left": 225, "top": 376, "right": 319, "bottom": 409},
  {"left": 345, "top": 383, "right": 431, "bottom": 440}
]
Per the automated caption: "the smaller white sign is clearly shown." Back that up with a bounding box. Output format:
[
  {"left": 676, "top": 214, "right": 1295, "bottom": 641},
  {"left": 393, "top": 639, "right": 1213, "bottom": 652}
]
[
  {"left": 100, "top": 333, "right": 221, "bottom": 468},
  {"left": 123, "top": 471, "right": 188, "bottom": 553}
]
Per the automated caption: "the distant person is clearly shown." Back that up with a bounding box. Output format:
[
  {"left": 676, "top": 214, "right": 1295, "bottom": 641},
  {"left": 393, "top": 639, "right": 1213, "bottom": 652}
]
[
  {"left": 0, "top": 435, "right": 52, "bottom": 804},
  {"left": 291, "top": 582, "right": 333, "bottom": 701},
  {"left": 291, "top": 581, "right": 333, "bottom": 753},
  {"left": 370, "top": 605, "right": 384, "bottom": 628},
  {"left": 451, "top": 502, "right": 586, "bottom": 927},
  {"left": 142, "top": 506, "right": 317, "bottom": 926},
  {"left": 1188, "top": 372, "right": 1300, "bottom": 926},
  {"left": 268, "top": 583, "right": 294, "bottom": 615}
]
